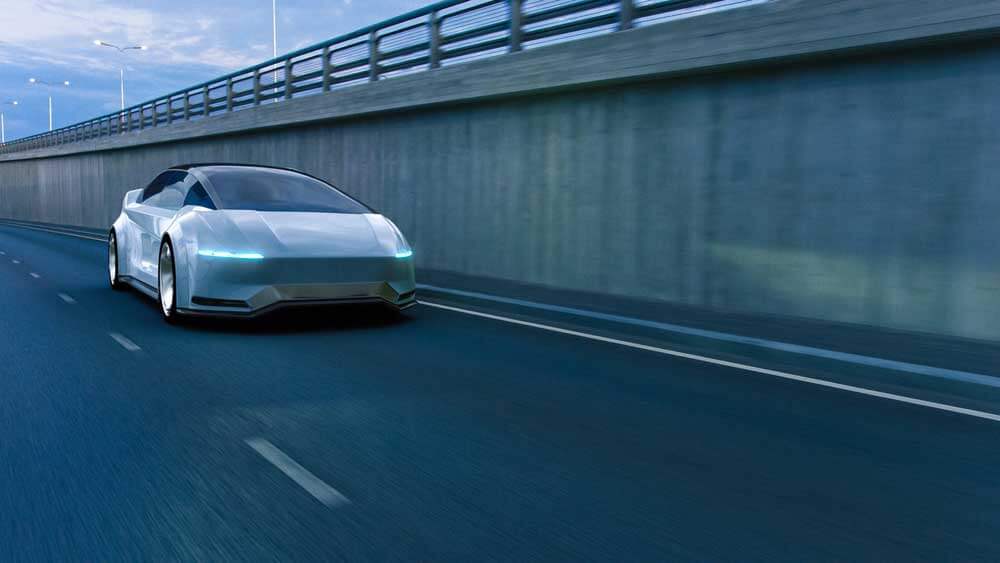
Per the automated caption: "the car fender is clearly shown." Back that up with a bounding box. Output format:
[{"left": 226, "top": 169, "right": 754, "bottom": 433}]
[
  {"left": 163, "top": 209, "right": 198, "bottom": 309},
  {"left": 164, "top": 207, "right": 236, "bottom": 309},
  {"left": 111, "top": 190, "right": 143, "bottom": 279}
]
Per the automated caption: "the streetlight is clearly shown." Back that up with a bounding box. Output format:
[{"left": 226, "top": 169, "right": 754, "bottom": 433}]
[
  {"left": 272, "top": 0, "right": 279, "bottom": 97},
  {"left": 28, "top": 78, "right": 71, "bottom": 132},
  {"left": 93, "top": 40, "right": 148, "bottom": 110},
  {"left": 1, "top": 100, "right": 18, "bottom": 144}
]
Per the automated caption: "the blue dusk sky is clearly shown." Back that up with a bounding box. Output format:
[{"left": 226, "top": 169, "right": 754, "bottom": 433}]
[{"left": 0, "top": 0, "right": 426, "bottom": 140}]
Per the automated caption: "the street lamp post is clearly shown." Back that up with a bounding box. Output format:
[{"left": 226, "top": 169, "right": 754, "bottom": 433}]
[
  {"left": 272, "top": 0, "right": 279, "bottom": 98},
  {"left": 93, "top": 40, "right": 148, "bottom": 110},
  {"left": 28, "top": 78, "right": 70, "bottom": 132},
  {"left": 1, "top": 100, "right": 19, "bottom": 144}
]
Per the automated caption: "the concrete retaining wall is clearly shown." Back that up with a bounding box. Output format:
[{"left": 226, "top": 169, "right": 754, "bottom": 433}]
[{"left": 2, "top": 0, "right": 1000, "bottom": 341}]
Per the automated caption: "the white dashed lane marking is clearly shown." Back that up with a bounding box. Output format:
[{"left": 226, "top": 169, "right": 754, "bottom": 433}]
[
  {"left": 109, "top": 332, "right": 141, "bottom": 352},
  {"left": 245, "top": 438, "right": 351, "bottom": 508},
  {"left": 29, "top": 273, "right": 40, "bottom": 279},
  {"left": 58, "top": 293, "right": 77, "bottom": 304}
]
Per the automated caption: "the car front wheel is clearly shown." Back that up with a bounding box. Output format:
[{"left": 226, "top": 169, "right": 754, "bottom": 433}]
[{"left": 158, "top": 239, "right": 179, "bottom": 323}]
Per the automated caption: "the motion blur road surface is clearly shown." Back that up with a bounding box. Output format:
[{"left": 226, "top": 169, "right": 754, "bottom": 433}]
[{"left": 1, "top": 223, "right": 998, "bottom": 562}]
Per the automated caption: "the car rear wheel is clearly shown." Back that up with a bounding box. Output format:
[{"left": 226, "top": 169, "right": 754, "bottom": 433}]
[
  {"left": 158, "top": 239, "right": 179, "bottom": 323},
  {"left": 109, "top": 230, "right": 123, "bottom": 290}
]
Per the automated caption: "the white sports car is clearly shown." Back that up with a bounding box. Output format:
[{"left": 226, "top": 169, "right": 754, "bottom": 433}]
[{"left": 109, "top": 163, "right": 416, "bottom": 322}]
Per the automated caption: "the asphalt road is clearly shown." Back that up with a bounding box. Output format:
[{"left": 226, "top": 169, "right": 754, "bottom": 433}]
[{"left": 0, "top": 223, "right": 998, "bottom": 562}]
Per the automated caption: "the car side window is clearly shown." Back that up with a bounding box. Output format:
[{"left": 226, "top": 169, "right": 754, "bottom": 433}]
[
  {"left": 183, "top": 181, "right": 216, "bottom": 209},
  {"left": 144, "top": 171, "right": 188, "bottom": 210},
  {"left": 140, "top": 172, "right": 176, "bottom": 203}
]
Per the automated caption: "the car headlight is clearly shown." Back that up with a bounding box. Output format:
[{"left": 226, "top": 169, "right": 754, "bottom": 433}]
[
  {"left": 197, "top": 249, "right": 265, "bottom": 260},
  {"left": 385, "top": 220, "right": 412, "bottom": 259}
]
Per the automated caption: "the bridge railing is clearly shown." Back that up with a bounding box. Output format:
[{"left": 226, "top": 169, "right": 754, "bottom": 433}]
[{"left": 0, "top": 0, "right": 751, "bottom": 155}]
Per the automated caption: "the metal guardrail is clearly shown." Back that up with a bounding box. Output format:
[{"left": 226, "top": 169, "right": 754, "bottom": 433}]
[{"left": 0, "top": 0, "right": 746, "bottom": 154}]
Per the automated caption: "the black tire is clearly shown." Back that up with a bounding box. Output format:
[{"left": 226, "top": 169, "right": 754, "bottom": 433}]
[
  {"left": 157, "top": 238, "right": 179, "bottom": 323},
  {"left": 108, "top": 230, "right": 124, "bottom": 290}
]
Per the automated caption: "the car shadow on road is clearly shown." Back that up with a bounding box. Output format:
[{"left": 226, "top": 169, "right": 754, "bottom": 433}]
[
  {"left": 177, "top": 305, "right": 414, "bottom": 334},
  {"left": 118, "top": 284, "right": 414, "bottom": 335},
  {"left": 175, "top": 304, "right": 416, "bottom": 335}
]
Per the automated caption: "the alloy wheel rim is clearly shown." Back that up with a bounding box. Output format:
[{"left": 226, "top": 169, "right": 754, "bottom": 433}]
[{"left": 159, "top": 243, "right": 174, "bottom": 316}]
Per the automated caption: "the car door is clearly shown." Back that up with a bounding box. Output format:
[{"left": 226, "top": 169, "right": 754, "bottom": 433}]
[
  {"left": 125, "top": 171, "right": 189, "bottom": 285},
  {"left": 125, "top": 172, "right": 171, "bottom": 284}
]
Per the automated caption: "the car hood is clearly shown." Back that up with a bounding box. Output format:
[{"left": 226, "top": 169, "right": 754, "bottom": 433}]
[{"left": 190, "top": 210, "right": 398, "bottom": 257}]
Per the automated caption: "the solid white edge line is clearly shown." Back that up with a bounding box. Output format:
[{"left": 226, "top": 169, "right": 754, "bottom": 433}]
[
  {"left": 0, "top": 221, "right": 105, "bottom": 242},
  {"left": 0, "top": 220, "right": 103, "bottom": 236},
  {"left": 57, "top": 293, "right": 76, "bottom": 304},
  {"left": 245, "top": 437, "right": 350, "bottom": 508},
  {"left": 0, "top": 218, "right": 101, "bottom": 235},
  {"left": 418, "top": 284, "right": 1000, "bottom": 388},
  {"left": 109, "top": 332, "right": 141, "bottom": 352},
  {"left": 419, "top": 300, "right": 1000, "bottom": 423}
]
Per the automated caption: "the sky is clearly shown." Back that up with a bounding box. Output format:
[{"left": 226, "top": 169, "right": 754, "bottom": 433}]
[{"left": 0, "top": 0, "right": 426, "bottom": 140}]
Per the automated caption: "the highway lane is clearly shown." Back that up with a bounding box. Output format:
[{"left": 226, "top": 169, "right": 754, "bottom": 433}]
[{"left": 0, "top": 223, "right": 998, "bottom": 561}]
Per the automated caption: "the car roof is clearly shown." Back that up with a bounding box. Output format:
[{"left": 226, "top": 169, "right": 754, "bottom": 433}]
[
  {"left": 164, "top": 163, "right": 378, "bottom": 213},
  {"left": 169, "top": 163, "right": 303, "bottom": 173}
]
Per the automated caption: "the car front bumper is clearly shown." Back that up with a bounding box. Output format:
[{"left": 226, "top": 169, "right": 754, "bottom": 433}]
[{"left": 178, "top": 254, "right": 416, "bottom": 317}]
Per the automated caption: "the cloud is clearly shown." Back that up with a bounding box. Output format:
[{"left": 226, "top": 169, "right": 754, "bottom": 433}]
[
  {"left": 0, "top": 0, "right": 244, "bottom": 71},
  {"left": 0, "top": 0, "right": 434, "bottom": 137}
]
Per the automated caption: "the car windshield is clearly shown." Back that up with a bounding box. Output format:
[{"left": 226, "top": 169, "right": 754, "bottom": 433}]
[{"left": 199, "top": 166, "right": 369, "bottom": 213}]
